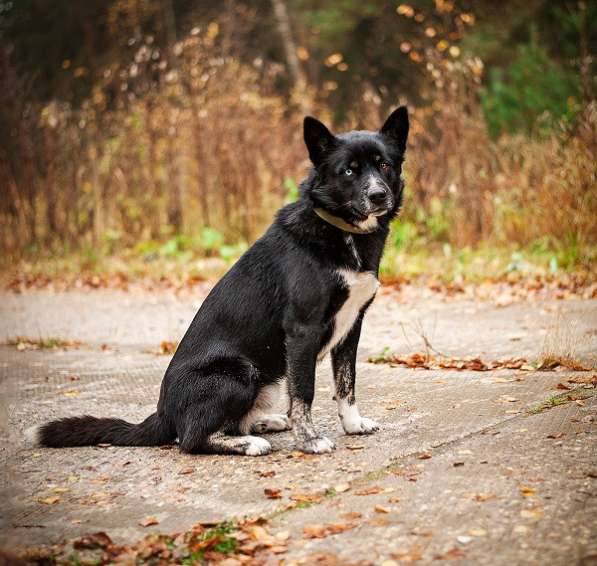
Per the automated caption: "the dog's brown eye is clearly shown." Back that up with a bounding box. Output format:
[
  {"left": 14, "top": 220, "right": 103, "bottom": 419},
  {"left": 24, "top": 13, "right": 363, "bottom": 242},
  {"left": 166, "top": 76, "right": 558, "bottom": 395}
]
[{"left": 380, "top": 162, "right": 390, "bottom": 171}]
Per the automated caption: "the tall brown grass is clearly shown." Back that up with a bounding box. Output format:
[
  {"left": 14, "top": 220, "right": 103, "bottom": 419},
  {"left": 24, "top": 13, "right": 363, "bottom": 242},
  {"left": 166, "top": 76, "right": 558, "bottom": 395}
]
[
  {"left": 0, "top": 28, "right": 304, "bottom": 254},
  {"left": 0, "top": 26, "right": 595, "bottom": 265}
]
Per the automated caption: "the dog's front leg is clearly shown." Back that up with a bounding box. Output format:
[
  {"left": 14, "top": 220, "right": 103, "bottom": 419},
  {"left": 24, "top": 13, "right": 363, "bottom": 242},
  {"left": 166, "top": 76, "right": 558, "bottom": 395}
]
[
  {"left": 286, "top": 323, "right": 335, "bottom": 454},
  {"left": 331, "top": 315, "right": 380, "bottom": 435}
]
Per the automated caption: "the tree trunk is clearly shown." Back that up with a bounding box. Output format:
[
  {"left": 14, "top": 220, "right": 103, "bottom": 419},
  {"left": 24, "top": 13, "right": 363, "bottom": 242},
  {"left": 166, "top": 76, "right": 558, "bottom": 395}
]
[{"left": 271, "top": 0, "right": 310, "bottom": 115}]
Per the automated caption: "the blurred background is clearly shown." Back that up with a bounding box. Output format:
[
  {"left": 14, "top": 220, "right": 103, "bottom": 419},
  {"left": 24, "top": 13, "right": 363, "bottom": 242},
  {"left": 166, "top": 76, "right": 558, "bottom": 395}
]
[{"left": 0, "top": 0, "right": 595, "bottom": 284}]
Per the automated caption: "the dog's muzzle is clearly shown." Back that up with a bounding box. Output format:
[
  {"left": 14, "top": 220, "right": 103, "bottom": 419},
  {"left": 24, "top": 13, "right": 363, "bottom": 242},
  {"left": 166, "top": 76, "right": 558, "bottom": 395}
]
[{"left": 364, "top": 175, "right": 392, "bottom": 214}]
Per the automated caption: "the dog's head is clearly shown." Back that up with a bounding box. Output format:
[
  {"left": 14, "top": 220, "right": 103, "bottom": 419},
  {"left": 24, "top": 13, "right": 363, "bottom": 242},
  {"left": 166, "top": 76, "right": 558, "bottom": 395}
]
[{"left": 303, "top": 107, "right": 409, "bottom": 231}]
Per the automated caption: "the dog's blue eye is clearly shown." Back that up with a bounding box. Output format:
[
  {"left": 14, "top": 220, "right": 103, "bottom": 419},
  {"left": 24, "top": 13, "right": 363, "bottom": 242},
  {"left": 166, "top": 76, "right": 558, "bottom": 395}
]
[{"left": 344, "top": 169, "right": 353, "bottom": 176}]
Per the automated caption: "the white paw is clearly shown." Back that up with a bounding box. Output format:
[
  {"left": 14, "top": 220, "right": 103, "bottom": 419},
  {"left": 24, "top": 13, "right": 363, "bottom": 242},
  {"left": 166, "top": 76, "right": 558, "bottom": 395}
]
[
  {"left": 342, "top": 415, "right": 380, "bottom": 435},
  {"left": 244, "top": 436, "right": 272, "bottom": 456},
  {"left": 252, "top": 414, "right": 292, "bottom": 433},
  {"left": 301, "top": 436, "right": 336, "bottom": 454}
]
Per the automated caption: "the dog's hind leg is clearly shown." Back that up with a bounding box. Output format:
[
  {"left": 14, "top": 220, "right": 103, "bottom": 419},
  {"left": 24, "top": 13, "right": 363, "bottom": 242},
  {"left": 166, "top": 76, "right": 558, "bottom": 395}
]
[
  {"left": 238, "top": 381, "right": 292, "bottom": 435},
  {"left": 180, "top": 406, "right": 272, "bottom": 455},
  {"left": 177, "top": 371, "right": 272, "bottom": 456},
  {"left": 203, "top": 432, "right": 272, "bottom": 455}
]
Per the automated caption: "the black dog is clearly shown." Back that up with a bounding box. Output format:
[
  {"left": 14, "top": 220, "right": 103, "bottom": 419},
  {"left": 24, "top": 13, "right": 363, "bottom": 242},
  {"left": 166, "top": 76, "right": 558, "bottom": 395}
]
[{"left": 33, "top": 107, "right": 409, "bottom": 455}]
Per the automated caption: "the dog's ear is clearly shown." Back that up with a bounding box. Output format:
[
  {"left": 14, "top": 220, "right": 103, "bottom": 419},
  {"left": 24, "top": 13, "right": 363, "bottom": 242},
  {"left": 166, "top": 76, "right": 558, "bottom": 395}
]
[
  {"left": 304, "top": 116, "right": 337, "bottom": 165},
  {"left": 380, "top": 106, "right": 409, "bottom": 153}
]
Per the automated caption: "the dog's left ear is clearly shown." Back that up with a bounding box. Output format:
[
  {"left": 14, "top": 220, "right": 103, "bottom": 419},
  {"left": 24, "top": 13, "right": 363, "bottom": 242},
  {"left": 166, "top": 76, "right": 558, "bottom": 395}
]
[
  {"left": 380, "top": 106, "right": 409, "bottom": 154},
  {"left": 304, "top": 116, "right": 337, "bottom": 166}
]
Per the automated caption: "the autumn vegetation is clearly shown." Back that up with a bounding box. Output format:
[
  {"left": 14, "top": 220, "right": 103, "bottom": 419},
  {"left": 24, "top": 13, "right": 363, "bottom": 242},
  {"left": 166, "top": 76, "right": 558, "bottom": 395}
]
[{"left": 0, "top": 1, "right": 595, "bottom": 283}]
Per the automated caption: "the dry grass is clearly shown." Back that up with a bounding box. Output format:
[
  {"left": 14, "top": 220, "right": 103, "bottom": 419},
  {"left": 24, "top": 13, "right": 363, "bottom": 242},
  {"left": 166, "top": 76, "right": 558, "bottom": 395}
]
[
  {"left": 539, "top": 311, "right": 594, "bottom": 371},
  {"left": 1, "top": 22, "right": 595, "bottom": 273},
  {"left": 5, "top": 336, "right": 85, "bottom": 351}
]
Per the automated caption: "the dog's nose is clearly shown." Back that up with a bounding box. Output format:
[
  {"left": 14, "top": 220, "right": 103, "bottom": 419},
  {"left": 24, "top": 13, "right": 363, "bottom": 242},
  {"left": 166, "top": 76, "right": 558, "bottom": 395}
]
[{"left": 367, "top": 186, "right": 387, "bottom": 205}]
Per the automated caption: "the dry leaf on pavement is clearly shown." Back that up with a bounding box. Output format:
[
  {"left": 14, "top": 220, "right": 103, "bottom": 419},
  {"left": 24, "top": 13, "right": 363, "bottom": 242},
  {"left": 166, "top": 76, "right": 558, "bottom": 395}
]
[
  {"left": 264, "top": 488, "right": 283, "bottom": 499},
  {"left": 139, "top": 516, "right": 159, "bottom": 527}
]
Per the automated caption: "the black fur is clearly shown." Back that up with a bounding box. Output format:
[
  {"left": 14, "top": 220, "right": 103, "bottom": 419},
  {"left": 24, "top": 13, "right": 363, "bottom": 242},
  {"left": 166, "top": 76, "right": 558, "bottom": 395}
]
[{"left": 38, "top": 107, "right": 409, "bottom": 455}]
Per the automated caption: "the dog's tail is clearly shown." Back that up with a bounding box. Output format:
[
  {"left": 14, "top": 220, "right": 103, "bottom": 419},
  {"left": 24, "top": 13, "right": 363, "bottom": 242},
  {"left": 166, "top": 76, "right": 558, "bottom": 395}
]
[{"left": 29, "top": 412, "right": 175, "bottom": 448}]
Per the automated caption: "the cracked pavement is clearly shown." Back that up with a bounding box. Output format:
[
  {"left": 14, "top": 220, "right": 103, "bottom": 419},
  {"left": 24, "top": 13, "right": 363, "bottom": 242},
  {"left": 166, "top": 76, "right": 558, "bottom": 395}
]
[{"left": 0, "top": 287, "right": 595, "bottom": 564}]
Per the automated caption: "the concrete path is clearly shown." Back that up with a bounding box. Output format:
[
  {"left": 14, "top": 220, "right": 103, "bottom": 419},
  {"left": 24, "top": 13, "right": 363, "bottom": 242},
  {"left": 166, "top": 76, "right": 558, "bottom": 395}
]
[{"left": 0, "top": 288, "right": 595, "bottom": 564}]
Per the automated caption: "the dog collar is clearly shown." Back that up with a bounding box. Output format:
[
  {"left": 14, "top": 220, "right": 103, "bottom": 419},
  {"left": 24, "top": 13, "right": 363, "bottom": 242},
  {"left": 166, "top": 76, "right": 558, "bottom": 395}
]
[{"left": 313, "top": 207, "right": 376, "bottom": 235}]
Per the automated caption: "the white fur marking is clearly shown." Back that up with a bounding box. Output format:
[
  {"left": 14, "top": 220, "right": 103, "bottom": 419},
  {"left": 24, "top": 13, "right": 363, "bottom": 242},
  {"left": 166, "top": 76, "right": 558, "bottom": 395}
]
[
  {"left": 355, "top": 215, "right": 378, "bottom": 231},
  {"left": 25, "top": 424, "right": 40, "bottom": 446},
  {"left": 344, "top": 235, "right": 361, "bottom": 269},
  {"left": 251, "top": 414, "right": 291, "bottom": 433},
  {"left": 368, "top": 173, "right": 385, "bottom": 190},
  {"left": 303, "top": 436, "right": 335, "bottom": 454},
  {"left": 244, "top": 436, "right": 272, "bottom": 456},
  {"left": 239, "top": 382, "right": 282, "bottom": 434},
  {"left": 338, "top": 398, "right": 380, "bottom": 434},
  {"left": 318, "top": 270, "right": 379, "bottom": 360}
]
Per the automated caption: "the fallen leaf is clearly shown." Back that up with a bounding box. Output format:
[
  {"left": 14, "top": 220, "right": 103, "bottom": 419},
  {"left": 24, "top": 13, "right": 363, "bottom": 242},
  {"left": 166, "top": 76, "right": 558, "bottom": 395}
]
[
  {"left": 346, "top": 444, "right": 365, "bottom": 451},
  {"left": 434, "top": 547, "right": 466, "bottom": 560},
  {"left": 556, "top": 382, "right": 572, "bottom": 390},
  {"left": 355, "top": 486, "right": 385, "bottom": 496},
  {"left": 303, "top": 522, "right": 355, "bottom": 539},
  {"left": 546, "top": 432, "right": 565, "bottom": 439},
  {"left": 179, "top": 467, "right": 194, "bottom": 475},
  {"left": 388, "top": 496, "right": 401, "bottom": 503},
  {"left": 51, "top": 487, "right": 70, "bottom": 493},
  {"left": 326, "top": 523, "right": 356, "bottom": 534},
  {"left": 264, "top": 488, "right": 283, "bottom": 499},
  {"left": 568, "top": 374, "right": 597, "bottom": 385},
  {"left": 374, "top": 504, "right": 390, "bottom": 514},
  {"left": 158, "top": 340, "right": 178, "bottom": 355},
  {"left": 418, "top": 452, "right": 432, "bottom": 460},
  {"left": 334, "top": 483, "right": 350, "bottom": 493},
  {"left": 497, "top": 395, "right": 519, "bottom": 403},
  {"left": 139, "top": 516, "right": 159, "bottom": 527},
  {"left": 473, "top": 493, "right": 495, "bottom": 502},
  {"left": 303, "top": 524, "right": 328, "bottom": 539},
  {"left": 73, "top": 532, "right": 113, "bottom": 550},
  {"left": 290, "top": 492, "right": 322, "bottom": 503},
  {"left": 341, "top": 511, "right": 362, "bottom": 520},
  {"left": 38, "top": 496, "right": 60, "bottom": 505},
  {"left": 367, "top": 517, "right": 391, "bottom": 526},
  {"left": 391, "top": 545, "right": 423, "bottom": 562},
  {"left": 258, "top": 470, "right": 276, "bottom": 478},
  {"left": 519, "top": 485, "right": 536, "bottom": 498},
  {"left": 468, "top": 528, "right": 487, "bottom": 537}
]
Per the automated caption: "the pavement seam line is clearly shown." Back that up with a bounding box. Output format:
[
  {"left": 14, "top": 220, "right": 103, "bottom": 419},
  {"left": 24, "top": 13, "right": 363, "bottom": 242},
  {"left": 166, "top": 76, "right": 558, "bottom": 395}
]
[{"left": 263, "top": 386, "right": 595, "bottom": 522}]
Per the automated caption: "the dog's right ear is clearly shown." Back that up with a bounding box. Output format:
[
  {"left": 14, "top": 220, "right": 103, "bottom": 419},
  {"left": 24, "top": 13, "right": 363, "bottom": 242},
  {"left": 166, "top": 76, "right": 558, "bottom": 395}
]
[{"left": 304, "top": 116, "right": 337, "bottom": 166}]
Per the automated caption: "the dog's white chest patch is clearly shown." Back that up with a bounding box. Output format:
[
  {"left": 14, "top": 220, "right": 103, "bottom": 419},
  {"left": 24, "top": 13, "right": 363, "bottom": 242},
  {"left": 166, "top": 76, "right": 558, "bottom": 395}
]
[{"left": 318, "top": 270, "right": 379, "bottom": 360}]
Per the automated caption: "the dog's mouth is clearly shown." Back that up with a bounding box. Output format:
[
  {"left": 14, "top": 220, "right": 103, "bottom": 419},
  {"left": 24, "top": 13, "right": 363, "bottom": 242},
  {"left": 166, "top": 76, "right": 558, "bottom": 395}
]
[
  {"left": 350, "top": 207, "right": 370, "bottom": 221},
  {"left": 351, "top": 202, "right": 392, "bottom": 220}
]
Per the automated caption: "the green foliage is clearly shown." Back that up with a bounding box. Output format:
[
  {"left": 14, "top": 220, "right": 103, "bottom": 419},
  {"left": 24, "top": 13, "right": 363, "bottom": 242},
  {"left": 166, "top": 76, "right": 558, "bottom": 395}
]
[
  {"left": 480, "top": 41, "right": 580, "bottom": 137},
  {"left": 219, "top": 242, "right": 248, "bottom": 262},
  {"left": 392, "top": 220, "right": 417, "bottom": 250},
  {"left": 159, "top": 235, "right": 194, "bottom": 261},
  {"left": 283, "top": 177, "right": 299, "bottom": 203},
  {"left": 199, "top": 227, "right": 224, "bottom": 252}
]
